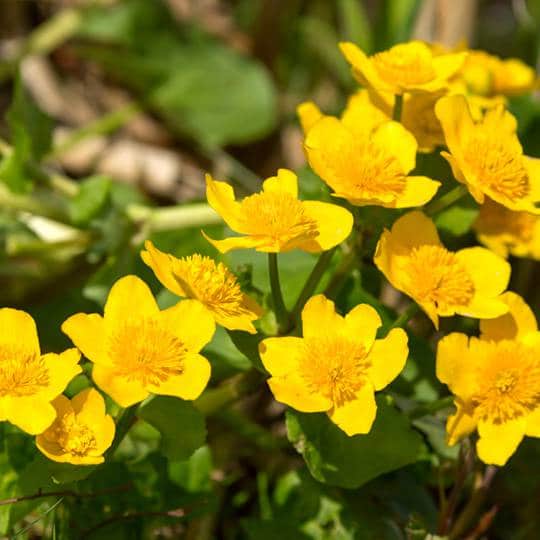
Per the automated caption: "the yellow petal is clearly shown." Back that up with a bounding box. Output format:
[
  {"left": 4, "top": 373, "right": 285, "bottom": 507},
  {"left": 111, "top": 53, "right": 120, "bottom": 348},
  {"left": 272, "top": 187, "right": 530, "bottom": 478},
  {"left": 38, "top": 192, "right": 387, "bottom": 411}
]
[
  {"left": 141, "top": 240, "right": 185, "bottom": 297},
  {"left": 262, "top": 168, "right": 298, "bottom": 198},
  {"left": 91, "top": 415, "right": 115, "bottom": 456},
  {"left": 446, "top": 401, "right": 478, "bottom": 446},
  {"left": 104, "top": 275, "right": 159, "bottom": 325},
  {"left": 205, "top": 174, "right": 243, "bottom": 231},
  {"left": 147, "top": 353, "right": 211, "bottom": 400},
  {"left": 372, "top": 121, "right": 418, "bottom": 174},
  {"left": 92, "top": 365, "right": 149, "bottom": 408},
  {"left": 328, "top": 383, "right": 377, "bottom": 436},
  {"left": 393, "top": 176, "right": 441, "bottom": 208},
  {"left": 343, "top": 304, "right": 382, "bottom": 351},
  {"left": 339, "top": 42, "right": 390, "bottom": 93},
  {"left": 477, "top": 418, "right": 525, "bottom": 465},
  {"left": 432, "top": 52, "right": 468, "bottom": 84},
  {"left": 388, "top": 211, "right": 441, "bottom": 250},
  {"left": 41, "top": 349, "right": 82, "bottom": 400},
  {"left": 525, "top": 407, "right": 540, "bottom": 437},
  {"left": 300, "top": 201, "right": 353, "bottom": 251},
  {"left": 72, "top": 388, "right": 106, "bottom": 419},
  {"left": 480, "top": 291, "right": 537, "bottom": 341},
  {"left": 268, "top": 374, "right": 332, "bottom": 412},
  {"left": 259, "top": 336, "right": 304, "bottom": 377},
  {"left": 62, "top": 313, "right": 107, "bottom": 364},
  {"left": 6, "top": 397, "right": 56, "bottom": 435},
  {"left": 301, "top": 295, "right": 343, "bottom": 339},
  {"left": 297, "top": 101, "right": 323, "bottom": 134},
  {"left": 160, "top": 300, "right": 215, "bottom": 352},
  {"left": 435, "top": 95, "right": 475, "bottom": 158},
  {"left": 366, "top": 328, "right": 408, "bottom": 391},
  {"left": 0, "top": 308, "right": 40, "bottom": 356},
  {"left": 202, "top": 231, "right": 267, "bottom": 254},
  {"left": 524, "top": 157, "right": 540, "bottom": 207}
]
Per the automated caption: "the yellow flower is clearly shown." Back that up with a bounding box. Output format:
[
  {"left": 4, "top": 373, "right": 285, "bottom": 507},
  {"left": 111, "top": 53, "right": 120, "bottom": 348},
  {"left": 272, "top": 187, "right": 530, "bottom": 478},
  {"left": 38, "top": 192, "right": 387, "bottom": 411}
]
[
  {"left": 339, "top": 40, "right": 466, "bottom": 95},
  {"left": 0, "top": 309, "right": 81, "bottom": 435},
  {"left": 36, "top": 388, "right": 115, "bottom": 465},
  {"left": 474, "top": 198, "right": 540, "bottom": 260},
  {"left": 62, "top": 275, "right": 215, "bottom": 408},
  {"left": 259, "top": 295, "right": 408, "bottom": 436},
  {"left": 374, "top": 211, "right": 511, "bottom": 328},
  {"left": 302, "top": 93, "right": 440, "bottom": 207},
  {"left": 435, "top": 95, "right": 540, "bottom": 213},
  {"left": 141, "top": 241, "right": 263, "bottom": 334},
  {"left": 204, "top": 168, "right": 353, "bottom": 253},
  {"left": 437, "top": 292, "right": 540, "bottom": 465},
  {"left": 460, "top": 50, "right": 537, "bottom": 97}
]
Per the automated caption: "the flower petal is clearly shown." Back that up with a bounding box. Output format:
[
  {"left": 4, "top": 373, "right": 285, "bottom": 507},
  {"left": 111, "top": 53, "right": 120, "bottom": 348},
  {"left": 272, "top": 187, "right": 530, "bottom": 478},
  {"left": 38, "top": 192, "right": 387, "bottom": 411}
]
[
  {"left": 328, "top": 383, "right": 377, "bottom": 436},
  {"left": 301, "top": 295, "right": 343, "bottom": 339},
  {"left": 393, "top": 176, "right": 441, "bottom": 208},
  {"left": 262, "top": 168, "right": 298, "bottom": 198},
  {"left": 62, "top": 313, "right": 107, "bottom": 364},
  {"left": 6, "top": 397, "right": 56, "bottom": 435},
  {"left": 104, "top": 275, "right": 159, "bottom": 325},
  {"left": 525, "top": 407, "right": 540, "bottom": 437},
  {"left": 0, "top": 308, "right": 40, "bottom": 356},
  {"left": 343, "top": 304, "right": 382, "bottom": 351},
  {"left": 267, "top": 374, "right": 332, "bottom": 412},
  {"left": 446, "top": 400, "right": 478, "bottom": 446},
  {"left": 339, "top": 42, "right": 390, "bottom": 93},
  {"left": 160, "top": 300, "right": 215, "bottom": 352},
  {"left": 141, "top": 240, "right": 185, "bottom": 297},
  {"left": 41, "top": 349, "right": 82, "bottom": 400},
  {"left": 432, "top": 52, "right": 468, "bottom": 84},
  {"left": 435, "top": 95, "right": 475, "bottom": 159},
  {"left": 372, "top": 121, "right": 418, "bottom": 174},
  {"left": 300, "top": 201, "right": 353, "bottom": 251},
  {"left": 202, "top": 231, "right": 268, "bottom": 254},
  {"left": 92, "top": 365, "right": 149, "bottom": 408},
  {"left": 205, "top": 174, "right": 243, "bottom": 231},
  {"left": 477, "top": 418, "right": 525, "bottom": 465},
  {"left": 72, "top": 388, "right": 106, "bottom": 419},
  {"left": 147, "top": 353, "right": 211, "bottom": 400},
  {"left": 297, "top": 101, "right": 323, "bottom": 134},
  {"left": 366, "top": 328, "right": 408, "bottom": 391},
  {"left": 259, "top": 336, "right": 304, "bottom": 377}
]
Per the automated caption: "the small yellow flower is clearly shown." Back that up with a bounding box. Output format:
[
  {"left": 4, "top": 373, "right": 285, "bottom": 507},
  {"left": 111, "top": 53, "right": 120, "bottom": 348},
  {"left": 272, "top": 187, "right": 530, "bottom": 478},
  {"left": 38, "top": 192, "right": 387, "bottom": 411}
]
[
  {"left": 203, "top": 168, "right": 353, "bottom": 253},
  {"left": 259, "top": 295, "right": 408, "bottom": 436},
  {"left": 460, "top": 50, "right": 537, "bottom": 97},
  {"left": 62, "top": 275, "right": 215, "bottom": 408},
  {"left": 339, "top": 40, "right": 466, "bottom": 95},
  {"left": 141, "top": 241, "right": 263, "bottom": 333},
  {"left": 435, "top": 95, "right": 540, "bottom": 213},
  {"left": 437, "top": 292, "right": 540, "bottom": 465},
  {"left": 36, "top": 388, "right": 115, "bottom": 465},
  {"left": 302, "top": 94, "right": 440, "bottom": 207},
  {"left": 474, "top": 198, "right": 540, "bottom": 260},
  {"left": 374, "top": 211, "right": 511, "bottom": 328},
  {"left": 0, "top": 309, "right": 81, "bottom": 435}
]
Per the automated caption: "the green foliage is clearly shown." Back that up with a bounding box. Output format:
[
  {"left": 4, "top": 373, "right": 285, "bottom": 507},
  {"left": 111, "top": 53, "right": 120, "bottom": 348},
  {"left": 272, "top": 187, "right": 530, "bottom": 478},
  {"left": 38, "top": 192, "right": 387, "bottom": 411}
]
[{"left": 68, "top": 175, "right": 112, "bottom": 226}]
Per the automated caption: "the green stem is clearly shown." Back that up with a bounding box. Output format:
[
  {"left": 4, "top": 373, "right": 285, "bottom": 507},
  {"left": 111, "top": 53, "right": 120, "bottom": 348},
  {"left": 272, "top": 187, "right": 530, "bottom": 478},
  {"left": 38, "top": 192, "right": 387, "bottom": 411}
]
[
  {"left": 389, "top": 302, "right": 419, "bottom": 331},
  {"left": 289, "top": 247, "right": 336, "bottom": 327},
  {"left": 425, "top": 185, "right": 468, "bottom": 216},
  {"left": 323, "top": 249, "right": 357, "bottom": 299},
  {"left": 106, "top": 405, "right": 139, "bottom": 458},
  {"left": 268, "top": 253, "right": 288, "bottom": 331},
  {"left": 409, "top": 395, "right": 454, "bottom": 420},
  {"left": 392, "top": 94, "right": 404, "bottom": 121}
]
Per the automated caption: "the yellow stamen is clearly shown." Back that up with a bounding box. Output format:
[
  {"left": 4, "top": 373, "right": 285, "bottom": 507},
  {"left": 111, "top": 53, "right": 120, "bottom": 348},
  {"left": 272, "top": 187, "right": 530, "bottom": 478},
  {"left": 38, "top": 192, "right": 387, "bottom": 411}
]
[
  {"left": 0, "top": 345, "right": 49, "bottom": 397},
  {"left": 55, "top": 413, "right": 97, "bottom": 456}
]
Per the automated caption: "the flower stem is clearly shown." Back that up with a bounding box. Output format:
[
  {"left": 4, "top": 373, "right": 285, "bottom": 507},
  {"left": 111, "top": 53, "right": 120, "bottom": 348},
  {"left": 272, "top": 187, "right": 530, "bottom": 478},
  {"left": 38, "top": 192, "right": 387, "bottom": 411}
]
[
  {"left": 425, "top": 184, "right": 468, "bottom": 216},
  {"left": 389, "top": 302, "right": 419, "bottom": 331},
  {"left": 106, "top": 404, "right": 139, "bottom": 458},
  {"left": 392, "top": 94, "right": 404, "bottom": 121},
  {"left": 408, "top": 395, "right": 454, "bottom": 420},
  {"left": 268, "top": 253, "right": 288, "bottom": 331},
  {"left": 288, "top": 247, "right": 336, "bottom": 329}
]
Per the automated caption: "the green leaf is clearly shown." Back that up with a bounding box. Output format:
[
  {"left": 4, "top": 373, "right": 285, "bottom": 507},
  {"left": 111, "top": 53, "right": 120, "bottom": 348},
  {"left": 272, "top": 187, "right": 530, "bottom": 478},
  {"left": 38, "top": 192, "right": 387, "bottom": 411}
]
[
  {"left": 337, "top": 0, "right": 373, "bottom": 53},
  {"left": 286, "top": 395, "right": 427, "bottom": 489},
  {"left": 68, "top": 175, "right": 112, "bottom": 226},
  {"left": 139, "top": 396, "right": 206, "bottom": 461},
  {"left": 168, "top": 446, "right": 213, "bottom": 493},
  {"left": 435, "top": 203, "right": 479, "bottom": 238}
]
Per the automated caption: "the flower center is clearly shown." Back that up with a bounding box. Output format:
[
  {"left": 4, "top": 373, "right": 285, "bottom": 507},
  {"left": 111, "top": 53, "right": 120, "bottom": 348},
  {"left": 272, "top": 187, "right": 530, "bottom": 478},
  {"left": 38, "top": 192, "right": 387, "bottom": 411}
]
[
  {"left": 405, "top": 245, "right": 475, "bottom": 311},
  {"left": 108, "top": 319, "right": 187, "bottom": 387},
  {"left": 172, "top": 255, "right": 247, "bottom": 318},
  {"left": 371, "top": 43, "right": 436, "bottom": 88},
  {"left": 472, "top": 343, "right": 540, "bottom": 423},
  {"left": 55, "top": 413, "right": 97, "bottom": 456},
  {"left": 298, "top": 337, "right": 369, "bottom": 406},
  {"left": 240, "top": 192, "right": 318, "bottom": 246},
  {"left": 0, "top": 345, "right": 50, "bottom": 397}
]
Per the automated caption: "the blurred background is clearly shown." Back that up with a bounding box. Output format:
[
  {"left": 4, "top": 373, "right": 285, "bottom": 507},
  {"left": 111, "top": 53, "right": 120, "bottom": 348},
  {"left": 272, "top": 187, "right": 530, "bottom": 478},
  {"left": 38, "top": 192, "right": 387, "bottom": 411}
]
[{"left": 1, "top": 1, "right": 540, "bottom": 538}]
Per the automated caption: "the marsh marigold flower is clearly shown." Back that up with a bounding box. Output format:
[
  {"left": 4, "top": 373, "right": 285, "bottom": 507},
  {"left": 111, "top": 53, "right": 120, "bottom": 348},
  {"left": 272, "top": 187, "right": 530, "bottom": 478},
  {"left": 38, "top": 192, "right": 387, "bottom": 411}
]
[
  {"left": 374, "top": 211, "right": 511, "bottom": 328},
  {"left": 302, "top": 93, "right": 440, "bottom": 207},
  {"left": 474, "top": 198, "right": 540, "bottom": 260},
  {"left": 62, "top": 275, "right": 215, "bottom": 407},
  {"left": 204, "top": 168, "right": 353, "bottom": 253},
  {"left": 437, "top": 292, "right": 540, "bottom": 465},
  {"left": 36, "top": 388, "right": 115, "bottom": 465},
  {"left": 259, "top": 295, "right": 408, "bottom": 436},
  {"left": 141, "top": 241, "right": 263, "bottom": 333},
  {"left": 436, "top": 95, "right": 540, "bottom": 213},
  {"left": 339, "top": 40, "right": 466, "bottom": 95},
  {"left": 0, "top": 308, "right": 81, "bottom": 434}
]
